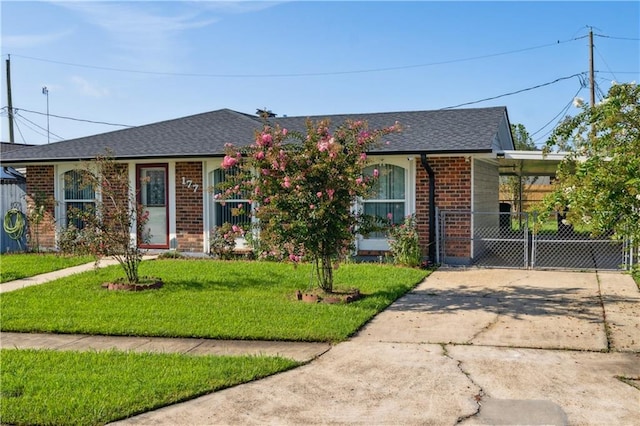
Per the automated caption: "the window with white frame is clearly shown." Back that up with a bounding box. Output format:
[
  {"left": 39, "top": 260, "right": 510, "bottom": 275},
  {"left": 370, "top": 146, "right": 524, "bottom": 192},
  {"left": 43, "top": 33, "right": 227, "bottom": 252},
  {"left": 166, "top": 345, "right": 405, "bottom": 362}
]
[
  {"left": 211, "top": 167, "right": 252, "bottom": 228},
  {"left": 362, "top": 164, "right": 406, "bottom": 238},
  {"left": 62, "top": 169, "right": 96, "bottom": 229}
]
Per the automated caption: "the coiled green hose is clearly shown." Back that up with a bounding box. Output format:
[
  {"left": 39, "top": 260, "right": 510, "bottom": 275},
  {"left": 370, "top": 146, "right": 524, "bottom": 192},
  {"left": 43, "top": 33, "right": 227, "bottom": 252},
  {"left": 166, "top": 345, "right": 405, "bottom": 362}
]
[{"left": 3, "top": 208, "right": 26, "bottom": 241}]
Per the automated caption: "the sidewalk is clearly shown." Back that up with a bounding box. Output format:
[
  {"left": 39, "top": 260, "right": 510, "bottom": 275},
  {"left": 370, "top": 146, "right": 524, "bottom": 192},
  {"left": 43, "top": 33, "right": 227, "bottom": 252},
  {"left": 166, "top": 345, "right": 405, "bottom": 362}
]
[{"left": 0, "top": 332, "right": 330, "bottom": 363}]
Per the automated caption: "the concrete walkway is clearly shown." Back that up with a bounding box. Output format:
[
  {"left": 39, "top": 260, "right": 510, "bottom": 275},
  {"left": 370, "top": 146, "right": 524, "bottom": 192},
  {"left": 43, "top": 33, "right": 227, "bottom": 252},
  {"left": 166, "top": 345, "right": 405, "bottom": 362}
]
[{"left": 2, "top": 266, "right": 639, "bottom": 425}]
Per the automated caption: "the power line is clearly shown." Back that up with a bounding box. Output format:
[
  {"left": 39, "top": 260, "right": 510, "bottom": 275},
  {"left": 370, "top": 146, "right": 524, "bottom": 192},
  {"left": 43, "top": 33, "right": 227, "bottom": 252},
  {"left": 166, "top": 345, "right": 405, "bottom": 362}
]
[
  {"left": 531, "top": 86, "right": 585, "bottom": 147},
  {"left": 12, "top": 114, "right": 27, "bottom": 144},
  {"left": 14, "top": 110, "right": 65, "bottom": 141},
  {"left": 13, "top": 107, "right": 135, "bottom": 128},
  {"left": 440, "top": 73, "right": 586, "bottom": 110},
  {"left": 594, "top": 33, "right": 640, "bottom": 41},
  {"left": 7, "top": 37, "right": 586, "bottom": 78}
]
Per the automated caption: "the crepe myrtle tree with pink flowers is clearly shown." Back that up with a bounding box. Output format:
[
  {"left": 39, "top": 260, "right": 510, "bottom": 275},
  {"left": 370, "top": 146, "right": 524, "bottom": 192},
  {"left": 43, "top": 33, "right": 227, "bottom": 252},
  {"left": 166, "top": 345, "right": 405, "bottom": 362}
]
[{"left": 218, "top": 118, "right": 401, "bottom": 292}]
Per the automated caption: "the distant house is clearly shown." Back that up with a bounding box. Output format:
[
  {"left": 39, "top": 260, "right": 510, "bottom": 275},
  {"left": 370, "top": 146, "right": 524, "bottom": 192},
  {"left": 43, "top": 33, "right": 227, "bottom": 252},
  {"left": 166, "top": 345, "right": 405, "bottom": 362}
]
[{"left": 0, "top": 107, "right": 514, "bottom": 261}]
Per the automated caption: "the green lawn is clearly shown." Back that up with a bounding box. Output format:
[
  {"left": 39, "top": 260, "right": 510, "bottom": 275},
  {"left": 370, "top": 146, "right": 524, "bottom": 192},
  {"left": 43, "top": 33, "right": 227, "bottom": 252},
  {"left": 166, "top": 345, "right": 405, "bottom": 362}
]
[
  {"left": 0, "top": 253, "right": 95, "bottom": 283},
  {"left": 0, "top": 259, "right": 429, "bottom": 342},
  {"left": 0, "top": 348, "right": 299, "bottom": 426}
]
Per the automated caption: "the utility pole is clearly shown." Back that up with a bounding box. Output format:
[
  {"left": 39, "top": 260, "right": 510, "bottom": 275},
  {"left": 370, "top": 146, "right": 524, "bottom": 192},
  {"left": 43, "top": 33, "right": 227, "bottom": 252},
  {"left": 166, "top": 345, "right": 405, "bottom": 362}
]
[
  {"left": 6, "top": 54, "right": 15, "bottom": 143},
  {"left": 589, "top": 27, "right": 596, "bottom": 108},
  {"left": 42, "top": 86, "right": 50, "bottom": 144}
]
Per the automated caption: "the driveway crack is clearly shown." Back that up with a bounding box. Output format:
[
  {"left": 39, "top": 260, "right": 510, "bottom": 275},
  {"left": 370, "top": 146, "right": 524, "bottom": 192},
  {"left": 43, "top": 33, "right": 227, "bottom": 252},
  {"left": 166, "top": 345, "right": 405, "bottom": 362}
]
[
  {"left": 467, "top": 307, "right": 502, "bottom": 344},
  {"left": 595, "top": 271, "right": 612, "bottom": 352},
  {"left": 440, "top": 344, "right": 485, "bottom": 424}
]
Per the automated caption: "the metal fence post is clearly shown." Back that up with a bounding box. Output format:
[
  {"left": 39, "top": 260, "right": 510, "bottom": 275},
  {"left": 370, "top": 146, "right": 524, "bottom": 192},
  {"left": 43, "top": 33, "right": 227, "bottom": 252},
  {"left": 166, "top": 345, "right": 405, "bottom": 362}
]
[{"left": 435, "top": 206, "right": 441, "bottom": 264}]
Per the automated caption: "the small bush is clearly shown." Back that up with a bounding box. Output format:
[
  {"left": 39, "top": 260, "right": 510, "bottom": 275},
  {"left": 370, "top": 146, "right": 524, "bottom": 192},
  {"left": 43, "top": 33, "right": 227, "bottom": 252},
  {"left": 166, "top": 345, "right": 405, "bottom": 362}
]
[
  {"left": 388, "top": 215, "right": 422, "bottom": 267},
  {"left": 209, "top": 223, "right": 244, "bottom": 259},
  {"left": 156, "top": 251, "right": 183, "bottom": 259}
]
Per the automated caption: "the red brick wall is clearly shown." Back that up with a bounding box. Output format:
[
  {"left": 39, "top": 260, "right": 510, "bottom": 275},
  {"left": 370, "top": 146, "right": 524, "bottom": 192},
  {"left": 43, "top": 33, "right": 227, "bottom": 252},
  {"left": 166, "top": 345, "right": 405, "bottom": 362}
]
[
  {"left": 415, "top": 157, "right": 472, "bottom": 259},
  {"left": 175, "top": 162, "right": 203, "bottom": 252},
  {"left": 25, "top": 165, "right": 57, "bottom": 251}
]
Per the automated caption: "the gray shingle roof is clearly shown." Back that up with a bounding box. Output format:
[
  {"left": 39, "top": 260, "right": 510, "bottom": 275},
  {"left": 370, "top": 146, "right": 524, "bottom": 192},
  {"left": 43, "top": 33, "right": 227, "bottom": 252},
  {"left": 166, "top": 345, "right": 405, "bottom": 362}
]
[{"left": 0, "top": 107, "right": 513, "bottom": 164}]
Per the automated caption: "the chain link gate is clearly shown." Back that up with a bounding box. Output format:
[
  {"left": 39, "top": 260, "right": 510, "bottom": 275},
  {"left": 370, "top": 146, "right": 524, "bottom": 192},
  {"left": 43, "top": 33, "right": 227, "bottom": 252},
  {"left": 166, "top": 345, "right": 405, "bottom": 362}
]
[{"left": 437, "top": 209, "right": 629, "bottom": 270}]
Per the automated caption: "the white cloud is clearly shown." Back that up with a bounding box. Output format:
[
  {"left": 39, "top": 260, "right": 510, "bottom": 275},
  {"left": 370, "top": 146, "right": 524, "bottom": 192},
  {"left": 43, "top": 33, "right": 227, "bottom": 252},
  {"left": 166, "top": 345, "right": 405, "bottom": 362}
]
[
  {"left": 71, "top": 76, "right": 110, "bottom": 98},
  {"left": 53, "top": 2, "right": 218, "bottom": 60},
  {"left": 50, "top": 1, "right": 284, "bottom": 70},
  {"left": 2, "top": 29, "right": 74, "bottom": 49}
]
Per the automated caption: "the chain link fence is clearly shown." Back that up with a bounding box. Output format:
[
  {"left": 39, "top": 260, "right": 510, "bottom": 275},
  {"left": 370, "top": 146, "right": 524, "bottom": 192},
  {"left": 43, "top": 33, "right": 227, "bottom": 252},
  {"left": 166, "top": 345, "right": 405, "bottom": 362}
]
[{"left": 438, "top": 209, "right": 635, "bottom": 271}]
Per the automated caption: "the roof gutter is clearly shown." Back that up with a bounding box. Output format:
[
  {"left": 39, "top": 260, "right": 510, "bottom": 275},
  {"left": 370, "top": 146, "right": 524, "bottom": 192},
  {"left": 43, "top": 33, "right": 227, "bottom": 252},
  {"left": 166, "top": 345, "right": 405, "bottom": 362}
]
[{"left": 419, "top": 153, "right": 436, "bottom": 262}]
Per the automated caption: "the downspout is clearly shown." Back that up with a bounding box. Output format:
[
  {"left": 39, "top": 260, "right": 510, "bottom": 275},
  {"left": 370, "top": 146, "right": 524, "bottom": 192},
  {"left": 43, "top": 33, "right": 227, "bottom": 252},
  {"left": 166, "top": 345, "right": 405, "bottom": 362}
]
[{"left": 420, "top": 153, "right": 436, "bottom": 262}]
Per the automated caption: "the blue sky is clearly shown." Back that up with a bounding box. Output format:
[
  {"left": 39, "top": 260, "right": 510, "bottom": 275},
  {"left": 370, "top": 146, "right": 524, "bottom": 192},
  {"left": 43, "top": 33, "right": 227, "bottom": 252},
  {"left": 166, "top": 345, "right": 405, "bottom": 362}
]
[{"left": 1, "top": 1, "right": 638, "bottom": 147}]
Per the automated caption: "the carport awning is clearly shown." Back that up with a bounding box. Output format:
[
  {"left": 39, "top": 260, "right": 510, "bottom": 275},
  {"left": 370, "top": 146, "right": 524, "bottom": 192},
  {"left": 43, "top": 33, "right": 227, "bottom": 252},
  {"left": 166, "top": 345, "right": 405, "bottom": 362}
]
[{"left": 497, "top": 150, "right": 568, "bottom": 177}]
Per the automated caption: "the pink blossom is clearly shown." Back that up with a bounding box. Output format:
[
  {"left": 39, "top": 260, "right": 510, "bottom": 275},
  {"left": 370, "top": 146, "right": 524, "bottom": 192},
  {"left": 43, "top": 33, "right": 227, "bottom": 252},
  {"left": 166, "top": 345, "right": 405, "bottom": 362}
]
[
  {"left": 316, "top": 191, "right": 323, "bottom": 198},
  {"left": 282, "top": 128, "right": 288, "bottom": 136},
  {"left": 283, "top": 176, "right": 291, "bottom": 189},
  {"left": 310, "top": 204, "right": 315, "bottom": 209},
  {"left": 360, "top": 153, "right": 367, "bottom": 161},
  {"left": 387, "top": 212, "right": 393, "bottom": 221},
  {"left": 289, "top": 253, "right": 301, "bottom": 263},
  {"left": 222, "top": 155, "right": 237, "bottom": 169},
  {"left": 232, "top": 225, "right": 241, "bottom": 233},
  {"left": 373, "top": 169, "right": 380, "bottom": 178},
  {"left": 326, "top": 189, "right": 335, "bottom": 200},
  {"left": 261, "top": 133, "right": 273, "bottom": 146},
  {"left": 355, "top": 177, "right": 363, "bottom": 185},
  {"left": 255, "top": 151, "right": 265, "bottom": 160}
]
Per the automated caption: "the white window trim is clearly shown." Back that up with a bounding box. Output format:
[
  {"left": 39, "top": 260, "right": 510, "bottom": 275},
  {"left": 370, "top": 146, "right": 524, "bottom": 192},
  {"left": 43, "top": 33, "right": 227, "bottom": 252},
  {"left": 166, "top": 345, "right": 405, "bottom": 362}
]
[
  {"left": 357, "top": 156, "right": 416, "bottom": 251},
  {"left": 204, "top": 160, "right": 254, "bottom": 251},
  {"left": 56, "top": 164, "right": 99, "bottom": 239}
]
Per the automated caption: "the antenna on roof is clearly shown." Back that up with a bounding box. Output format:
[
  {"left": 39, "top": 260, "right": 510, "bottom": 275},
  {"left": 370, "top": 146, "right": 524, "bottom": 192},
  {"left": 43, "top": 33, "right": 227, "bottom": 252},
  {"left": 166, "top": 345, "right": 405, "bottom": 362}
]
[{"left": 256, "top": 108, "right": 276, "bottom": 118}]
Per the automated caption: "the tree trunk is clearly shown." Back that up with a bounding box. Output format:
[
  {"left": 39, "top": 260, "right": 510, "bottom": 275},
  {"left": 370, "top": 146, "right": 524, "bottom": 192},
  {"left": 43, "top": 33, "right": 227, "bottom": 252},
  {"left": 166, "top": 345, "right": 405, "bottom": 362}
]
[{"left": 315, "top": 254, "right": 333, "bottom": 293}]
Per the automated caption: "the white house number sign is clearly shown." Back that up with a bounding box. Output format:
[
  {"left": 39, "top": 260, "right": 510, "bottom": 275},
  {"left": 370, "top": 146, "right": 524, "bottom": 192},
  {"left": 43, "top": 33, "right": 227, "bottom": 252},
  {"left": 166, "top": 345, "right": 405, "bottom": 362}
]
[{"left": 181, "top": 177, "right": 200, "bottom": 192}]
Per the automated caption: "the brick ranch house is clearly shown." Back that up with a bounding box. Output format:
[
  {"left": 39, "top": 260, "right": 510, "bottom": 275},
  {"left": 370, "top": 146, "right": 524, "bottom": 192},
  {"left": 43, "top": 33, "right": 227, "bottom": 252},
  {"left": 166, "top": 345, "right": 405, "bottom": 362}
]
[{"left": 0, "top": 107, "right": 514, "bottom": 263}]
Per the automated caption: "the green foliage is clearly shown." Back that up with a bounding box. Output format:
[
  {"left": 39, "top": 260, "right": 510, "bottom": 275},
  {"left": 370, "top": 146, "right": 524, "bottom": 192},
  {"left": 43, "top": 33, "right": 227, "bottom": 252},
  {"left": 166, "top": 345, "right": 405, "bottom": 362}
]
[
  {"left": 156, "top": 250, "right": 184, "bottom": 259},
  {"left": 61, "top": 153, "right": 151, "bottom": 283},
  {"left": 543, "top": 82, "right": 640, "bottom": 250},
  {"left": 0, "top": 253, "right": 95, "bottom": 283},
  {"left": 209, "top": 222, "right": 245, "bottom": 259},
  {"left": 388, "top": 215, "right": 422, "bottom": 267},
  {"left": 0, "top": 260, "right": 428, "bottom": 342},
  {"left": 1, "top": 348, "right": 298, "bottom": 426},
  {"left": 219, "top": 118, "right": 401, "bottom": 292}
]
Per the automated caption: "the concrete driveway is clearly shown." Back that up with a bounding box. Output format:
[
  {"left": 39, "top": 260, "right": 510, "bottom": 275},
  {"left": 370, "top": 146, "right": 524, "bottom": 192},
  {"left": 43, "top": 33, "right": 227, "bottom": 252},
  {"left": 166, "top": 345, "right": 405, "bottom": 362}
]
[{"left": 114, "top": 268, "right": 640, "bottom": 425}]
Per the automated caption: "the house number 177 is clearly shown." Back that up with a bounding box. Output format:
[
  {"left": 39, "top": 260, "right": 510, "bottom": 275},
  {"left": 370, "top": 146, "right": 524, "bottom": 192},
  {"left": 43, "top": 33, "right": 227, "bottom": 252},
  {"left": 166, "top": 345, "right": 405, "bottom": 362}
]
[{"left": 181, "top": 177, "right": 199, "bottom": 192}]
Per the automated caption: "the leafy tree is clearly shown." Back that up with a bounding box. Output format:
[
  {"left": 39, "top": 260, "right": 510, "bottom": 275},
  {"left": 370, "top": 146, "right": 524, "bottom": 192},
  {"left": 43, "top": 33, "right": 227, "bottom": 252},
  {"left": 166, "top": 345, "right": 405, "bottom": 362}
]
[
  {"left": 219, "top": 118, "right": 400, "bottom": 292},
  {"left": 62, "top": 153, "right": 151, "bottom": 284},
  {"left": 500, "top": 123, "right": 537, "bottom": 212},
  {"left": 543, "top": 82, "right": 640, "bottom": 249}
]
